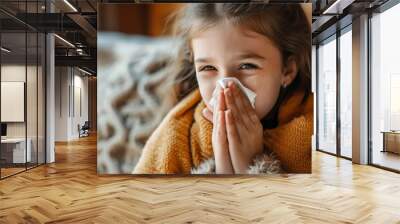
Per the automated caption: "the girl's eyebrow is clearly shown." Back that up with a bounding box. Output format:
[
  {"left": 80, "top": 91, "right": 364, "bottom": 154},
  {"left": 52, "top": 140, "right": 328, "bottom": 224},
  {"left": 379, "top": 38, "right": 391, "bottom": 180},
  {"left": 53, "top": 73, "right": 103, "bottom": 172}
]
[
  {"left": 235, "top": 53, "right": 266, "bottom": 60},
  {"left": 195, "top": 57, "right": 212, "bottom": 63},
  {"left": 195, "top": 53, "right": 265, "bottom": 63}
]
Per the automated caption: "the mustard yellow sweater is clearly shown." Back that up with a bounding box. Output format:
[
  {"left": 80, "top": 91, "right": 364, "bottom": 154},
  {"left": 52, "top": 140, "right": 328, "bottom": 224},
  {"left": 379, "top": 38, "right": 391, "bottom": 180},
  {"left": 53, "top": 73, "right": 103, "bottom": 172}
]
[{"left": 133, "top": 88, "right": 313, "bottom": 174}]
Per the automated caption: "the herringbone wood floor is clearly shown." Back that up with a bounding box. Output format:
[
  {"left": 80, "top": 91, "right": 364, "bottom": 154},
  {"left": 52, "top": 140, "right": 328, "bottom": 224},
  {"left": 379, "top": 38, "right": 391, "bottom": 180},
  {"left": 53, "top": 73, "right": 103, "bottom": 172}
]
[{"left": 0, "top": 134, "right": 399, "bottom": 224}]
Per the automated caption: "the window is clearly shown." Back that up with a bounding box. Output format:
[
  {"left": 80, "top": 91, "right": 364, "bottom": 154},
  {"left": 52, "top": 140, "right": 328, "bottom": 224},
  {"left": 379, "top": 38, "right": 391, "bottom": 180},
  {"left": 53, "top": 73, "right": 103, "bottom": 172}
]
[
  {"left": 370, "top": 2, "right": 400, "bottom": 171},
  {"left": 317, "top": 35, "right": 337, "bottom": 154},
  {"left": 339, "top": 28, "right": 352, "bottom": 158}
]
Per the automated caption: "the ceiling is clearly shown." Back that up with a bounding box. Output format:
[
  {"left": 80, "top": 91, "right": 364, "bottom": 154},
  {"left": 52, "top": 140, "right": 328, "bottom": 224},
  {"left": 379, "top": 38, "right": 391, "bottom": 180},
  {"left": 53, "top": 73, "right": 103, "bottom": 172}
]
[
  {"left": 1, "top": 0, "right": 395, "bottom": 74},
  {"left": 311, "top": 0, "right": 391, "bottom": 44},
  {"left": 0, "top": 0, "right": 97, "bottom": 74}
]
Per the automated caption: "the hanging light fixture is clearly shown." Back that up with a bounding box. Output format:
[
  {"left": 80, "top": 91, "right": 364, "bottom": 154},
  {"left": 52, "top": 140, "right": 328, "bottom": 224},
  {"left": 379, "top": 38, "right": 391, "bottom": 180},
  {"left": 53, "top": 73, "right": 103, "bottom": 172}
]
[
  {"left": 54, "top": 34, "right": 75, "bottom": 48},
  {"left": 1, "top": 47, "right": 11, "bottom": 53},
  {"left": 78, "top": 67, "right": 93, "bottom": 76},
  {"left": 63, "top": 0, "right": 78, "bottom": 12}
]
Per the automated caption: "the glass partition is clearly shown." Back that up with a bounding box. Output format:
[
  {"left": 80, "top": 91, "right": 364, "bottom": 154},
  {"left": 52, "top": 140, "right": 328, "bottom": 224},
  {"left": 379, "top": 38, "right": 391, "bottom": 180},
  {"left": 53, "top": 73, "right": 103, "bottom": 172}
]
[
  {"left": 1, "top": 29, "right": 28, "bottom": 177},
  {"left": 0, "top": 1, "right": 46, "bottom": 179},
  {"left": 27, "top": 30, "right": 38, "bottom": 169},
  {"left": 38, "top": 31, "right": 45, "bottom": 165}
]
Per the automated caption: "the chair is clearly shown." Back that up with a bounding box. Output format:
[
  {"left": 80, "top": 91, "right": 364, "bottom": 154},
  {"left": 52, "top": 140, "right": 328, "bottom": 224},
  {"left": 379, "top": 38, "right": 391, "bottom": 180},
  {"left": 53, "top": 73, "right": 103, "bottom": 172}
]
[{"left": 79, "top": 121, "right": 90, "bottom": 138}]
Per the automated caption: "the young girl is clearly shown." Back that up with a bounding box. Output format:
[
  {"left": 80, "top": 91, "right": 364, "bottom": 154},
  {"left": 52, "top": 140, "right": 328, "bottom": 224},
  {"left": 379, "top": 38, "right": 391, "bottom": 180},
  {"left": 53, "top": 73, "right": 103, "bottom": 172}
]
[{"left": 132, "top": 3, "right": 313, "bottom": 174}]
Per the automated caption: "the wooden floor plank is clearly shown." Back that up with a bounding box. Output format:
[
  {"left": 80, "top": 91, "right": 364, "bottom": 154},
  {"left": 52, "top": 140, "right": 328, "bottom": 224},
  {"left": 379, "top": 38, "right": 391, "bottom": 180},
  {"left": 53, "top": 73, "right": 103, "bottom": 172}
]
[{"left": 0, "top": 134, "right": 399, "bottom": 223}]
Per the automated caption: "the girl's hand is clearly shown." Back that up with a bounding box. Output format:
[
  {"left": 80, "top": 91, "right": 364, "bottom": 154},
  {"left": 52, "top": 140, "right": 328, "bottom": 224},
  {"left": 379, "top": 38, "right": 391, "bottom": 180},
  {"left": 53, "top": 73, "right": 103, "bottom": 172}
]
[
  {"left": 203, "top": 82, "right": 264, "bottom": 174},
  {"left": 211, "top": 88, "right": 234, "bottom": 174},
  {"left": 223, "top": 82, "right": 264, "bottom": 174}
]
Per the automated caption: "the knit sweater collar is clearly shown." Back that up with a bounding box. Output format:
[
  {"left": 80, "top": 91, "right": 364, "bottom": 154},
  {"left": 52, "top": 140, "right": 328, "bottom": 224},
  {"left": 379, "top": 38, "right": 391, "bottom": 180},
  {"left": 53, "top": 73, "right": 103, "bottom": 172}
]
[
  {"left": 193, "top": 87, "right": 313, "bottom": 132},
  {"left": 191, "top": 87, "right": 313, "bottom": 157}
]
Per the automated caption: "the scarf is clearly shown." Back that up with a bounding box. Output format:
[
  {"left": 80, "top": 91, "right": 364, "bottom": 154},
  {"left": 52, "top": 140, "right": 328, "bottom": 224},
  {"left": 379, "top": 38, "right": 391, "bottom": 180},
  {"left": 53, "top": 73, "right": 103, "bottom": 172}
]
[{"left": 133, "top": 87, "right": 313, "bottom": 174}]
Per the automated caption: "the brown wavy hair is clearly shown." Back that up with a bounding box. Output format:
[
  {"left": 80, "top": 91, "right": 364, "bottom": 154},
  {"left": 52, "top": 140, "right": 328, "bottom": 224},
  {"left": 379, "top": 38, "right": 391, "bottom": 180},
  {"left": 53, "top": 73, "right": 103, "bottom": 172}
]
[{"left": 168, "top": 3, "right": 311, "bottom": 127}]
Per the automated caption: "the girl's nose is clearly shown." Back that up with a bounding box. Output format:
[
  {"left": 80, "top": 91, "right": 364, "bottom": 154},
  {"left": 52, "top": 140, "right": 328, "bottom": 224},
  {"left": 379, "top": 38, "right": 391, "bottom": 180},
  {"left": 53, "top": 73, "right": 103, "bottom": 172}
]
[
  {"left": 220, "top": 74, "right": 229, "bottom": 79},
  {"left": 219, "top": 72, "right": 236, "bottom": 79}
]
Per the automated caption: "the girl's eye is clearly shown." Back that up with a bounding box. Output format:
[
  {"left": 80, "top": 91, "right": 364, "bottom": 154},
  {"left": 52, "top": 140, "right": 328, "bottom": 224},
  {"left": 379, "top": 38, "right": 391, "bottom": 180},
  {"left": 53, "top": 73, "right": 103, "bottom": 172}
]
[
  {"left": 239, "top": 63, "right": 259, "bottom": 70},
  {"left": 199, "top": 65, "right": 216, "bottom": 72}
]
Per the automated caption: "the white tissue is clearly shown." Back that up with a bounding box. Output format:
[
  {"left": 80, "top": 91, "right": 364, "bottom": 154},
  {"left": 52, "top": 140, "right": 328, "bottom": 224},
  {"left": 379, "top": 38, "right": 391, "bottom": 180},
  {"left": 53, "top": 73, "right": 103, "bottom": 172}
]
[{"left": 209, "top": 77, "right": 256, "bottom": 109}]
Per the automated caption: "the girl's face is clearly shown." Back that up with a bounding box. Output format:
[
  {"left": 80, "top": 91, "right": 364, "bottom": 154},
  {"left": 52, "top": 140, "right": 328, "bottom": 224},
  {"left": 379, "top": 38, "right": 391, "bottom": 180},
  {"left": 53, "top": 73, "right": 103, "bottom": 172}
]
[{"left": 191, "top": 21, "right": 297, "bottom": 119}]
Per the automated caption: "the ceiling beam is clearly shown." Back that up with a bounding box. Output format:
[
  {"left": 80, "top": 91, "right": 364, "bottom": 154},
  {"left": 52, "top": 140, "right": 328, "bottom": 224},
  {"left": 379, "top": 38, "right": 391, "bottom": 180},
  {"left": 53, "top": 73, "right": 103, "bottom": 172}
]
[
  {"left": 67, "top": 13, "right": 97, "bottom": 39},
  {"left": 322, "top": 0, "right": 356, "bottom": 14},
  {"left": 55, "top": 55, "right": 96, "bottom": 72}
]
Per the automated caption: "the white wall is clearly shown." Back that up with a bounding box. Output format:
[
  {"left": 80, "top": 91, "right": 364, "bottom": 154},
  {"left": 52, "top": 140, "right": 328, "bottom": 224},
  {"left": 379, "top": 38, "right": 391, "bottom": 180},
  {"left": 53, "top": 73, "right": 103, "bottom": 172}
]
[
  {"left": 1, "top": 65, "right": 26, "bottom": 138},
  {"left": 1, "top": 65, "right": 40, "bottom": 138},
  {"left": 54, "top": 67, "right": 89, "bottom": 141},
  {"left": 72, "top": 72, "right": 89, "bottom": 138},
  {"left": 55, "top": 67, "right": 69, "bottom": 141},
  {"left": 1, "top": 63, "right": 46, "bottom": 164}
]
